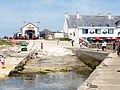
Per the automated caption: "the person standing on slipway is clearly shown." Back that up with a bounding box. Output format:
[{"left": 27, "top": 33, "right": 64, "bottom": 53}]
[
  {"left": 0, "top": 55, "right": 5, "bottom": 69},
  {"left": 113, "top": 41, "right": 116, "bottom": 52},
  {"left": 102, "top": 41, "right": 107, "bottom": 51},
  {"left": 71, "top": 40, "right": 74, "bottom": 46},
  {"left": 117, "top": 41, "right": 120, "bottom": 57}
]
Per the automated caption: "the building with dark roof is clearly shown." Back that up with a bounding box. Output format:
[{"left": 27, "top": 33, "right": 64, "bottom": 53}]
[{"left": 63, "top": 12, "right": 120, "bottom": 43}]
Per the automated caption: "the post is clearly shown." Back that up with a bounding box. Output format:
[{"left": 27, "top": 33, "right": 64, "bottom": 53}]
[{"left": 41, "top": 43, "right": 43, "bottom": 49}]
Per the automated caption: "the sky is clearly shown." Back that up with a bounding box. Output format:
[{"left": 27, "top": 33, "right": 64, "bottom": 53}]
[{"left": 0, "top": 0, "right": 120, "bottom": 37}]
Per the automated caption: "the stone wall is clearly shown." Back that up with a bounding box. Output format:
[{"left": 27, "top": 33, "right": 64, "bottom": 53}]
[{"left": 73, "top": 48, "right": 109, "bottom": 69}]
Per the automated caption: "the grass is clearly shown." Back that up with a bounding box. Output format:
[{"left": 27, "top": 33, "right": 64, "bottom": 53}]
[
  {"left": 59, "top": 68, "right": 69, "bottom": 72},
  {"left": 74, "top": 67, "right": 93, "bottom": 77},
  {"left": 0, "top": 40, "right": 12, "bottom": 46},
  {"left": 38, "top": 68, "right": 70, "bottom": 74}
]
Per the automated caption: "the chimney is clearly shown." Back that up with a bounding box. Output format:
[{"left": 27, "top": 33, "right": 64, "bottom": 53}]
[
  {"left": 108, "top": 13, "right": 112, "bottom": 19},
  {"left": 64, "top": 12, "right": 68, "bottom": 19},
  {"left": 76, "top": 12, "right": 80, "bottom": 19}
]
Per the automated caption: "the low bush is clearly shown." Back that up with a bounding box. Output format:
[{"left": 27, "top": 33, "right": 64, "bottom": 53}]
[{"left": 59, "top": 38, "right": 71, "bottom": 41}]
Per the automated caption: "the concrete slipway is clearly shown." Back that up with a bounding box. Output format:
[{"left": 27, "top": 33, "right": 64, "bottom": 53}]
[{"left": 78, "top": 52, "right": 120, "bottom": 90}]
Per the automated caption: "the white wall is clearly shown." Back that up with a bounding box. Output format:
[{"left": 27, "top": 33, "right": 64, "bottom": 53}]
[
  {"left": 68, "top": 28, "right": 75, "bottom": 39},
  {"left": 116, "top": 27, "right": 120, "bottom": 37},
  {"left": 72, "top": 28, "right": 79, "bottom": 44},
  {"left": 54, "top": 33, "right": 64, "bottom": 38},
  {"left": 63, "top": 13, "right": 69, "bottom": 34},
  {"left": 21, "top": 24, "right": 38, "bottom": 37}
]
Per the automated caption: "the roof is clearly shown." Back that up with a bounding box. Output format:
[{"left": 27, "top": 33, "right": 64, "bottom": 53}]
[
  {"left": 21, "top": 22, "right": 39, "bottom": 30},
  {"left": 66, "top": 15, "right": 120, "bottom": 28}
]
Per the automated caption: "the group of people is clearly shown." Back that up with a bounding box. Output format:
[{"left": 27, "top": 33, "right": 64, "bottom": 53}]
[
  {"left": 96, "top": 40, "right": 120, "bottom": 57},
  {"left": 57, "top": 39, "right": 120, "bottom": 57},
  {"left": 87, "top": 40, "right": 120, "bottom": 57}
]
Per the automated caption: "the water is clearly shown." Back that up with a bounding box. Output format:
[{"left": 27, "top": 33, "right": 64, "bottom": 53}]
[{"left": 0, "top": 72, "right": 87, "bottom": 90}]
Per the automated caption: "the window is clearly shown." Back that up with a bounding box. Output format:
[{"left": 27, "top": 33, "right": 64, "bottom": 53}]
[
  {"left": 89, "top": 30, "right": 94, "bottom": 34},
  {"left": 95, "top": 29, "right": 101, "bottom": 34},
  {"left": 73, "top": 32, "right": 75, "bottom": 36},
  {"left": 102, "top": 30, "right": 107, "bottom": 34},
  {"left": 82, "top": 29, "right": 88, "bottom": 34},
  {"left": 108, "top": 29, "right": 114, "bottom": 34},
  {"left": 70, "top": 33, "right": 72, "bottom": 35}
]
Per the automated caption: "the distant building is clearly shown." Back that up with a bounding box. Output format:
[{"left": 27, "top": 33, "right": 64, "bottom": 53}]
[
  {"left": 21, "top": 22, "right": 39, "bottom": 38},
  {"left": 39, "top": 29, "right": 64, "bottom": 39},
  {"left": 63, "top": 12, "right": 120, "bottom": 43},
  {"left": 13, "top": 22, "right": 39, "bottom": 39},
  {"left": 13, "top": 22, "right": 64, "bottom": 40},
  {"left": 39, "top": 29, "right": 54, "bottom": 39},
  {"left": 54, "top": 32, "right": 64, "bottom": 38}
]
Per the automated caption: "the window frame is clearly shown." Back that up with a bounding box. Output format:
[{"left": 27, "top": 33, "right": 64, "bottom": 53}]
[
  {"left": 108, "top": 29, "right": 114, "bottom": 34},
  {"left": 95, "top": 29, "right": 101, "bottom": 34},
  {"left": 82, "top": 29, "right": 88, "bottom": 34}
]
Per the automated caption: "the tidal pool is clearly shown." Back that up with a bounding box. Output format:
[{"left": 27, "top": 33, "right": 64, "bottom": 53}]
[{"left": 0, "top": 72, "right": 87, "bottom": 90}]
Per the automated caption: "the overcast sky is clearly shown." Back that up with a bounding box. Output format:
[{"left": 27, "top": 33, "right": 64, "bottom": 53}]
[{"left": 0, "top": 0, "right": 120, "bottom": 37}]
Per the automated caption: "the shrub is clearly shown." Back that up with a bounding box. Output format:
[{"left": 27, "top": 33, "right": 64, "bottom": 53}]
[{"left": 59, "top": 38, "right": 71, "bottom": 41}]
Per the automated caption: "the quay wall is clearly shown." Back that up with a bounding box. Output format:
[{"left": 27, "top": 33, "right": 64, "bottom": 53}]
[
  {"left": 72, "top": 48, "right": 110, "bottom": 69},
  {"left": 9, "top": 51, "right": 36, "bottom": 76}
]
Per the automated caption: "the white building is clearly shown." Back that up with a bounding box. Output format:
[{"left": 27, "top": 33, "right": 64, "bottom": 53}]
[
  {"left": 21, "top": 22, "right": 39, "bottom": 38},
  {"left": 54, "top": 32, "right": 64, "bottom": 38},
  {"left": 63, "top": 12, "right": 120, "bottom": 43},
  {"left": 14, "top": 22, "right": 39, "bottom": 39}
]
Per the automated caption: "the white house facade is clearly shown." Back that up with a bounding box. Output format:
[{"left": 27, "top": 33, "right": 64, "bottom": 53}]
[
  {"left": 54, "top": 32, "right": 64, "bottom": 38},
  {"left": 21, "top": 22, "right": 39, "bottom": 39},
  {"left": 63, "top": 12, "right": 120, "bottom": 43}
]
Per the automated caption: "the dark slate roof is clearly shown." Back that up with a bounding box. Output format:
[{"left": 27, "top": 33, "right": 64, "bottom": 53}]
[{"left": 67, "top": 15, "right": 120, "bottom": 28}]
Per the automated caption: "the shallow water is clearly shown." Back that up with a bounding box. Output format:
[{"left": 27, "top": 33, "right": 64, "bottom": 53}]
[{"left": 0, "top": 72, "right": 87, "bottom": 90}]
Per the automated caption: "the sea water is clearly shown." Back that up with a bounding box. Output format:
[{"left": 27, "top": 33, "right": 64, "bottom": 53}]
[{"left": 0, "top": 72, "right": 87, "bottom": 90}]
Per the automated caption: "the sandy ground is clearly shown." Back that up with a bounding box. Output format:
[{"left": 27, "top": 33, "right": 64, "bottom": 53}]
[{"left": 23, "top": 40, "right": 86, "bottom": 73}]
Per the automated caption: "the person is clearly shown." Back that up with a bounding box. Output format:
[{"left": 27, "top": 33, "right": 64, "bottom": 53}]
[
  {"left": 113, "top": 41, "right": 116, "bottom": 52},
  {"left": 0, "top": 55, "right": 5, "bottom": 69},
  {"left": 104, "top": 41, "right": 107, "bottom": 49},
  {"left": 96, "top": 41, "right": 99, "bottom": 50},
  {"left": 102, "top": 41, "right": 105, "bottom": 51},
  {"left": 102, "top": 41, "right": 107, "bottom": 51},
  {"left": 88, "top": 42, "right": 92, "bottom": 48},
  {"left": 57, "top": 40, "right": 59, "bottom": 45},
  {"left": 71, "top": 40, "right": 74, "bottom": 46},
  {"left": 117, "top": 41, "right": 120, "bottom": 57},
  {"left": 80, "top": 42, "right": 83, "bottom": 48}
]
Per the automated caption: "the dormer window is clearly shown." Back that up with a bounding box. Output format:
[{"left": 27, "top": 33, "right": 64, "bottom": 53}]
[
  {"left": 91, "top": 24, "right": 94, "bottom": 27},
  {"left": 106, "top": 24, "right": 110, "bottom": 27}
]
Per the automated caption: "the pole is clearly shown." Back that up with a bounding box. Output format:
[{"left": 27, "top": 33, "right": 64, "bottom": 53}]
[{"left": 41, "top": 43, "right": 43, "bottom": 49}]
